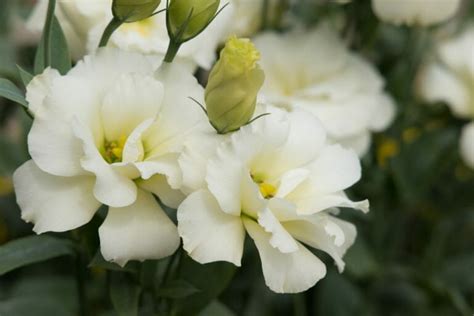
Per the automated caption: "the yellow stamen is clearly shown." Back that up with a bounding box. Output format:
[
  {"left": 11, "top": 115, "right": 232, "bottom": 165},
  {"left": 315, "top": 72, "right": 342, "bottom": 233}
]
[
  {"left": 101, "top": 135, "right": 127, "bottom": 163},
  {"left": 259, "top": 183, "right": 277, "bottom": 199}
]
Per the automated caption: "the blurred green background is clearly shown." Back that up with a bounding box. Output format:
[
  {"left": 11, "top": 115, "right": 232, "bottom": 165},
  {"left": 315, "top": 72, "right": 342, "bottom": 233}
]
[{"left": 0, "top": 0, "right": 473, "bottom": 315}]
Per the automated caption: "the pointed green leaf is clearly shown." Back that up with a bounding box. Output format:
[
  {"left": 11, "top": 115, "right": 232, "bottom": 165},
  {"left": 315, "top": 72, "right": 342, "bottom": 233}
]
[
  {"left": 157, "top": 279, "right": 200, "bottom": 298},
  {"left": 0, "top": 235, "right": 76, "bottom": 275},
  {"left": 110, "top": 272, "right": 141, "bottom": 316},
  {"left": 0, "top": 78, "right": 27, "bottom": 107},
  {"left": 16, "top": 65, "right": 34, "bottom": 87},
  {"left": 34, "top": 16, "right": 71, "bottom": 75}
]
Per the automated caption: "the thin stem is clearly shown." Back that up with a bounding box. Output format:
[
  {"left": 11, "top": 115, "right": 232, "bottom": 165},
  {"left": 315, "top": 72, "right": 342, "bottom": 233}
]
[
  {"left": 163, "top": 41, "right": 181, "bottom": 63},
  {"left": 99, "top": 17, "right": 123, "bottom": 48},
  {"left": 75, "top": 251, "right": 87, "bottom": 316},
  {"left": 43, "top": 0, "right": 56, "bottom": 67}
]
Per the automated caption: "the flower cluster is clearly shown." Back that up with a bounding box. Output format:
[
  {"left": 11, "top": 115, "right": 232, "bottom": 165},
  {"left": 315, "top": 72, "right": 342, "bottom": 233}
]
[{"left": 15, "top": 0, "right": 472, "bottom": 297}]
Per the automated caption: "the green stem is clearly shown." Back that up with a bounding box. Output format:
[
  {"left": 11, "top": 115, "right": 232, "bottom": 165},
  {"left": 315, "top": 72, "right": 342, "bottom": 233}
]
[
  {"left": 43, "top": 0, "right": 56, "bottom": 67},
  {"left": 99, "top": 17, "right": 123, "bottom": 48},
  {"left": 163, "top": 41, "right": 181, "bottom": 63},
  {"left": 75, "top": 251, "right": 87, "bottom": 316},
  {"left": 261, "top": 0, "right": 269, "bottom": 30}
]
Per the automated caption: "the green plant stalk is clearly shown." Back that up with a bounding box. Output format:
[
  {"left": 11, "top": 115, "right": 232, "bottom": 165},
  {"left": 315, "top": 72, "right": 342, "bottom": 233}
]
[
  {"left": 99, "top": 17, "right": 123, "bottom": 47},
  {"left": 163, "top": 40, "right": 181, "bottom": 63},
  {"left": 43, "top": 0, "right": 56, "bottom": 67}
]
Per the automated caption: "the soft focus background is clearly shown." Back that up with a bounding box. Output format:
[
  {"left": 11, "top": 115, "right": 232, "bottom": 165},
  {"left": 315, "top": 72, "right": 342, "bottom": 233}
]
[{"left": 0, "top": 0, "right": 473, "bottom": 315}]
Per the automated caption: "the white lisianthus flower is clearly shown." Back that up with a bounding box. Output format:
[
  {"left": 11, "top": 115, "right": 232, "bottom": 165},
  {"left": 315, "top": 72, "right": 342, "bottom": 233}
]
[
  {"left": 372, "top": 0, "right": 461, "bottom": 26},
  {"left": 460, "top": 123, "right": 474, "bottom": 169},
  {"left": 253, "top": 26, "right": 395, "bottom": 156},
  {"left": 27, "top": 0, "right": 229, "bottom": 69},
  {"left": 417, "top": 25, "right": 474, "bottom": 168},
  {"left": 13, "top": 48, "right": 208, "bottom": 266},
  {"left": 178, "top": 106, "right": 369, "bottom": 293}
]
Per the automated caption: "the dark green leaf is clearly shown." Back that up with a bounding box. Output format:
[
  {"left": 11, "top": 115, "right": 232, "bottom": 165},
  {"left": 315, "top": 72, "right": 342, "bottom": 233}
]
[
  {"left": 157, "top": 279, "right": 200, "bottom": 298},
  {"left": 34, "top": 16, "right": 71, "bottom": 75},
  {"left": 0, "top": 78, "right": 27, "bottom": 107},
  {"left": 110, "top": 271, "right": 141, "bottom": 316},
  {"left": 0, "top": 235, "right": 76, "bottom": 275},
  {"left": 170, "top": 254, "right": 236, "bottom": 316},
  {"left": 198, "top": 301, "right": 236, "bottom": 316},
  {"left": 16, "top": 65, "right": 34, "bottom": 87}
]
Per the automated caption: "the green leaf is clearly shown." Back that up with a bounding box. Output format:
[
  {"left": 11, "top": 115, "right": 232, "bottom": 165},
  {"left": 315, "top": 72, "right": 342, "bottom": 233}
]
[
  {"left": 0, "top": 235, "right": 76, "bottom": 275},
  {"left": 16, "top": 65, "right": 34, "bottom": 87},
  {"left": 110, "top": 271, "right": 141, "bottom": 316},
  {"left": 0, "top": 78, "right": 27, "bottom": 107},
  {"left": 157, "top": 279, "right": 200, "bottom": 298},
  {"left": 170, "top": 254, "right": 237, "bottom": 316},
  {"left": 344, "top": 237, "right": 379, "bottom": 279},
  {"left": 34, "top": 16, "right": 71, "bottom": 75},
  {"left": 198, "top": 301, "right": 236, "bottom": 316}
]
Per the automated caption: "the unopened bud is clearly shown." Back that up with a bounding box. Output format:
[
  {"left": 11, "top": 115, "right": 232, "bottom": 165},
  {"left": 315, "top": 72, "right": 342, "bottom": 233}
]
[
  {"left": 168, "top": 0, "right": 220, "bottom": 42},
  {"left": 112, "top": 0, "right": 161, "bottom": 23},
  {"left": 205, "top": 36, "right": 265, "bottom": 134}
]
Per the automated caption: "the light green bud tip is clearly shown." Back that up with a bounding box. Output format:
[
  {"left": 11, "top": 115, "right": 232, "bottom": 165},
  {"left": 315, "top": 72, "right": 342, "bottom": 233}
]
[
  {"left": 205, "top": 36, "right": 265, "bottom": 134},
  {"left": 168, "top": 0, "right": 220, "bottom": 42},
  {"left": 112, "top": 0, "right": 161, "bottom": 23}
]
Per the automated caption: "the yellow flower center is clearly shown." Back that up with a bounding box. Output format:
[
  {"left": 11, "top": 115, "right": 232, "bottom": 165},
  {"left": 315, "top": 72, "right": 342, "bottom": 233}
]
[
  {"left": 120, "top": 17, "right": 154, "bottom": 37},
  {"left": 101, "top": 135, "right": 127, "bottom": 163},
  {"left": 251, "top": 172, "right": 277, "bottom": 199}
]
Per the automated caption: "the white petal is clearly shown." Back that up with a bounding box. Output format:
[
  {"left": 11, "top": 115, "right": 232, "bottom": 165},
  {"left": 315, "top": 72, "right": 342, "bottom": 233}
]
[
  {"left": 307, "top": 144, "right": 361, "bottom": 194},
  {"left": 28, "top": 115, "right": 85, "bottom": 176},
  {"left": 13, "top": 160, "right": 100, "bottom": 233},
  {"left": 136, "top": 153, "right": 182, "bottom": 187},
  {"left": 335, "top": 132, "right": 371, "bottom": 158},
  {"left": 122, "top": 119, "right": 154, "bottom": 163},
  {"left": 240, "top": 173, "right": 266, "bottom": 218},
  {"left": 284, "top": 215, "right": 357, "bottom": 272},
  {"left": 369, "top": 94, "right": 396, "bottom": 132},
  {"left": 144, "top": 63, "right": 208, "bottom": 157},
  {"left": 138, "top": 175, "right": 185, "bottom": 209},
  {"left": 243, "top": 218, "right": 327, "bottom": 293},
  {"left": 99, "top": 190, "right": 179, "bottom": 267},
  {"left": 460, "top": 122, "right": 474, "bottom": 169},
  {"left": 178, "top": 190, "right": 245, "bottom": 266},
  {"left": 72, "top": 119, "right": 137, "bottom": 207},
  {"left": 206, "top": 144, "right": 244, "bottom": 216},
  {"left": 295, "top": 192, "right": 369, "bottom": 215},
  {"left": 178, "top": 130, "right": 224, "bottom": 194},
  {"left": 25, "top": 67, "right": 61, "bottom": 117},
  {"left": 101, "top": 74, "right": 163, "bottom": 141},
  {"left": 258, "top": 207, "right": 299, "bottom": 253},
  {"left": 276, "top": 168, "right": 310, "bottom": 198},
  {"left": 418, "top": 63, "right": 471, "bottom": 118}
]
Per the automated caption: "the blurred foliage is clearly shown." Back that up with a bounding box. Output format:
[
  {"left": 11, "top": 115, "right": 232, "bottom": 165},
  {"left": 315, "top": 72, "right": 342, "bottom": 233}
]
[{"left": 0, "top": 0, "right": 473, "bottom": 315}]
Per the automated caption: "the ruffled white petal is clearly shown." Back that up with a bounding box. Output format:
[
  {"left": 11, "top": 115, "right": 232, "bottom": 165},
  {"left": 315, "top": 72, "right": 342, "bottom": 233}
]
[
  {"left": 284, "top": 215, "right": 357, "bottom": 272},
  {"left": 13, "top": 160, "right": 100, "bottom": 233},
  {"left": 101, "top": 74, "right": 163, "bottom": 141},
  {"left": 99, "top": 190, "right": 179, "bottom": 267},
  {"left": 243, "top": 218, "right": 327, "bottom": 293},
  {"left": 137, "top": 175, "right": 185, "bottom": 209},
  {"left": 258, "top": 207, "right": 299, "bottom": 253},
  {"left": 72, "top": 119, "right": 137, "bottom": 207},
  {"left": 25, "top": 67, "right": 61, "bottom": 117},
  {"left": 460, "top": 122, "right": 474, "bottom": 169},
  {"left": 178, "top": 190, "right": 245, "bottom": 266}
]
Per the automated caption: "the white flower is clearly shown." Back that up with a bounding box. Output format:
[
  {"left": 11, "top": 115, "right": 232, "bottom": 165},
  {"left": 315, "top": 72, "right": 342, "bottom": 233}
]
[
  {"left": 460, "top": 122, "right": 474, "bottom": 169},
  {"left": 417, "top": 25, "right": 474, "bottom": 168},
  {"left": 418, "top": 25, "right": 474, "bottom": 119},
  {"left": 27, "top": 0, "right": 229, "bottom": 69},
  {"left": 253, "top": 26, "right": 395, "bottom": 156},
  {"left": 13, "top": 48, "right": 208, "bottom": 266},
  {"left": 177, "top": 106, "right": 368, "bottom": 293},
  {"left": 372, "top": 0, "right": 461, "bottom": 26}
]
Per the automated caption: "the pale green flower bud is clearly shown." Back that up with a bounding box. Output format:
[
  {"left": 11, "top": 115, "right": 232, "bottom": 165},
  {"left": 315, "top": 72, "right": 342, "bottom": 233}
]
[
  {"left": 168, "top": 0, "right": 220, "bottom": 42},
  {"left": 112, "top": 0, "right": 161, "bottom": 23},
  {"left": 205, "top": 36, "right": 265, "bottom": 134}
]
